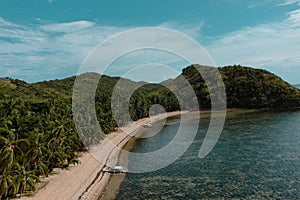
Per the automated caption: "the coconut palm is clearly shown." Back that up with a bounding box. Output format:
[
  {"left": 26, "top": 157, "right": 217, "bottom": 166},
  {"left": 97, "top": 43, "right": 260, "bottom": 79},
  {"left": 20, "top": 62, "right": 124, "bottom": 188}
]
[
  {"left": 13, "top": 158, "right": 38, "bottom": 198},
  {"left": 0, "top": 132, "right": 28, "bottom": 161},
  {"left": 0, "top": 168, "right": 17, "bottom": 199},
  {"left": 0, "top": 131, "right": 28, "bottom": 199},
  {"left": 26, "top": 131, "right": 49, "bottom": 177},
  {"left": 0, "top": 131, "right": 28, "bottom": 182}
]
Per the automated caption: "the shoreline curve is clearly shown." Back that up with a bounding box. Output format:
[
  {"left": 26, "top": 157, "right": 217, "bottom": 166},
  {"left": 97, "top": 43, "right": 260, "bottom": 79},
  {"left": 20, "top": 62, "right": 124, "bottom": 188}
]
[{"left": 20, "top": 111, "right": 185, "bottom": 200}]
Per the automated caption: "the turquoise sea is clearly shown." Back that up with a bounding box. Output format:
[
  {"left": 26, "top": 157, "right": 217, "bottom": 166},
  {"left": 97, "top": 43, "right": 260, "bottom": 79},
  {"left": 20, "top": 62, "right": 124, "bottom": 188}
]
[{"left": 114, "top": 110, "right": 300, "bottom": 199}]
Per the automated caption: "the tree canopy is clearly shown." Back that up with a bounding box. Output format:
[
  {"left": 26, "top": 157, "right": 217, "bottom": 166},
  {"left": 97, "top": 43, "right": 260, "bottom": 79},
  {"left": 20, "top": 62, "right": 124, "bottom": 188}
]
[{"left": 1, "top": 65, "right": 299, "bottom": 198}]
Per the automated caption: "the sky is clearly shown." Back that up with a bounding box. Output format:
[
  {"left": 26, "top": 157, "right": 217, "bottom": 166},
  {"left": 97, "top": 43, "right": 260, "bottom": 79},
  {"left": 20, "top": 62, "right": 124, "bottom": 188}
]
[{"left": 0, "top": 0, "right": 300, "bottom": 83}]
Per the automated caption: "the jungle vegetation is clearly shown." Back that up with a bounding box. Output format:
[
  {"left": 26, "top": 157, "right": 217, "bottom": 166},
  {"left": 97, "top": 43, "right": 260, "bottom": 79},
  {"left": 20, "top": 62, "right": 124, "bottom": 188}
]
[{"left": 0, "top": 65, "right": 299, "bottom": 198}]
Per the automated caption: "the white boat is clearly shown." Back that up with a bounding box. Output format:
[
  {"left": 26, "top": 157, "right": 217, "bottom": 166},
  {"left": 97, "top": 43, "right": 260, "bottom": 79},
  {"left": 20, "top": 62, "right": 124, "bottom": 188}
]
[
  {"left": 143, "top": 123, "right": 152, "bottom": 128},
  {"left": 103, "top": 166, "right": 127, "bottom": 173}
]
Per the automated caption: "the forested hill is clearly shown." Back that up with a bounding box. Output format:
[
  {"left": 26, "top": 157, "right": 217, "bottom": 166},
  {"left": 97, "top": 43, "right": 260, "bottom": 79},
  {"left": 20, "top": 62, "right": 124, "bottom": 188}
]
[
  {"left": 0, "top": 65, "right": 299, "bottom": 198},
  {"left": 178, "top": 65, "right": 300, "bottom": 109},
  {"left": 1, "top": 65, "right": 299, "bottom": 115},
  {"left": 0, "top": 73, "right": 170, "bottom": 198}
]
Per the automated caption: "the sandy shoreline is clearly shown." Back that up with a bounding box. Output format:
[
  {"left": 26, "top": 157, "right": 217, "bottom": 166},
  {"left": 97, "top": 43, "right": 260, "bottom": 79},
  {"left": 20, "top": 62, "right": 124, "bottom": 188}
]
[{"left": 20, "top": 111, "right": 184, "bottom": 200}]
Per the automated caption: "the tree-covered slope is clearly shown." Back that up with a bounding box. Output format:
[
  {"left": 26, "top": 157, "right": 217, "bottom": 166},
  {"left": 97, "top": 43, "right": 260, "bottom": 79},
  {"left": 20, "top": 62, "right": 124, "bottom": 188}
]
[
  {"left": 0, "top": 73, "right": 179, "bottom": 197},
  {"left": 1, "top": 65, "right": 299, "bottom": 198},
  {"left": 179, "top": 64, "right": 300, "bottom": 109}
]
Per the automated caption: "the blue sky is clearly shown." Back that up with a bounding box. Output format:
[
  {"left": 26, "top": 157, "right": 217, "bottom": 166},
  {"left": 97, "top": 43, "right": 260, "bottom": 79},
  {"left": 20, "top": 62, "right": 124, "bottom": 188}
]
[{"left": 0, "top": 0, "right": 300, "bottom": 83}]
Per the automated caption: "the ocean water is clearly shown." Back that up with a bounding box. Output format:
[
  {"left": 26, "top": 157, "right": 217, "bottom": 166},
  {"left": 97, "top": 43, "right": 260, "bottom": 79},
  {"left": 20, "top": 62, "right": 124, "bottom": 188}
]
[{"left": 115, "top": 110, "right": 300, "bottom": 199}]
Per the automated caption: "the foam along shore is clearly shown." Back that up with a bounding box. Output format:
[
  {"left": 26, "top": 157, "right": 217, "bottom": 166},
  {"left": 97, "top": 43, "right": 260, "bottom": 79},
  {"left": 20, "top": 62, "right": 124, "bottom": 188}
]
[{"left": 20, "top": 111, "right": 185, "bottom": 200}]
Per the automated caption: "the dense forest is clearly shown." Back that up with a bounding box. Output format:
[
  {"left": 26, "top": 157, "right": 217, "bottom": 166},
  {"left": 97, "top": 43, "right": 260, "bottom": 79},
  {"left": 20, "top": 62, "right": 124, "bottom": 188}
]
[
  {"left": 179, "top": 65, "right": 300, "bottom": 109},
  {"left": 1, "top": 65, "right": 299, "bottom": 198}
]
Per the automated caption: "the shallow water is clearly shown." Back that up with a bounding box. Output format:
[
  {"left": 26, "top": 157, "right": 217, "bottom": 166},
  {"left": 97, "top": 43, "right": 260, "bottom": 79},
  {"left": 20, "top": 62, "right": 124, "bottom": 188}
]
[{"left": 113, "top": 110, "right": 300, "bottom": 199}]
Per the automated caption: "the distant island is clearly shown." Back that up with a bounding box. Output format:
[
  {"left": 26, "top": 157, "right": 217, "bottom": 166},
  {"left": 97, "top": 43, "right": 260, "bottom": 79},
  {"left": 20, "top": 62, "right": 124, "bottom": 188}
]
[
  {"left": 0, "top": 65, "right": 300, "bottom": 198},
  {"left": 294, "top": 84, "right": 300, "bottom": 89}
]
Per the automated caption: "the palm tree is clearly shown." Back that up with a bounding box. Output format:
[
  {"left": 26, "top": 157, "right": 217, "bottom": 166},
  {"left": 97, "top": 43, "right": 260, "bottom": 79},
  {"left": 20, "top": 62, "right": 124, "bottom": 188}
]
[
  {"left": 0, "top": 131, "right": 28, "bottom": 184},
  {"left": 13, "top": 158, "right": 38, "bottom": 198},
  {"left": 0, "top": 99, "right": 21, "bottom": 117},
  {"left": 0, "top": 168, "right": 17, "bottom": 199},
  {"left": 46, "top": 121, "right": 68, "bottom": 169},
  {"left": 26, "top": 131, "right": 49, "bottom": 177}
]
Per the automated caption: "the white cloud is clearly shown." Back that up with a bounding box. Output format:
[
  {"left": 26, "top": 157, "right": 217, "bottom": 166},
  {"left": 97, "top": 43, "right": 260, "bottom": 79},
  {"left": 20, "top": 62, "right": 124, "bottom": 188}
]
[
  {"left": 0, "top": 19, "right": 209, "bottom": 82},
  {"left": 41, "top": 21, "right": 96, "bottom": 33},
  {"left": 207, "top": 6, "right": 300, "bottom": 83},
  {"left": 1, "top": 2, "right": 300, "bottom": 84},
  {"left": 287, "top": 8, "right": 300, "bottom": 25},
  {"left": 48, "top": 0, "right": 55, "bottom": 4},
  {"left": 159, "top": 20, "right": 205, "bottom": 38},
  {"left": 79, "top": 27, "right": 213, "bottom": 82},
  {"left": 277, "top": 0, "right": 300, "bottom": 6},
  {"left": 248, "top": 0, "right": 300, "bottom": 9},
  {"left": 0, "top": 18, "right": 127, "bottom": 81}
]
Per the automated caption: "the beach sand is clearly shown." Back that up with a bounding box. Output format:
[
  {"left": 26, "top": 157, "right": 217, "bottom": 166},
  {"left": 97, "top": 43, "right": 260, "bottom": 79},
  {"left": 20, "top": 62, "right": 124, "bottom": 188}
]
[{"left": 20, "top": 111, "right": 184, "bottom": 200}]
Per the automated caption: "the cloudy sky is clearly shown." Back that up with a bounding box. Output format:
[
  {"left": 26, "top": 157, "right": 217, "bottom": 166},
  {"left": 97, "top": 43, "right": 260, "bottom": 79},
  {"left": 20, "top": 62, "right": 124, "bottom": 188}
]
[{"left": 0, "top": 0, "right": 300, "bottom": 83}]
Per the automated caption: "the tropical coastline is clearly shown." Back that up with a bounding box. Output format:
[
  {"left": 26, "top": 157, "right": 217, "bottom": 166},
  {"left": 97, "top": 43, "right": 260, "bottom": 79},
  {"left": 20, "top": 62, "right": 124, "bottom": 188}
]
[
  {"left": 100, "top": 109, "right": 260, "bottom": 199},
  {"left": 2, "top": 1, "right": 300, "bottom": 199},
  {"left": 16, "top": 109, "right": 286, "bottom": 200},
  {"left": 20, "top": 111, "right": 184, "bottom": 200},
  {"left": 112, "top": 110, "right": 300, "bottom": 199}
]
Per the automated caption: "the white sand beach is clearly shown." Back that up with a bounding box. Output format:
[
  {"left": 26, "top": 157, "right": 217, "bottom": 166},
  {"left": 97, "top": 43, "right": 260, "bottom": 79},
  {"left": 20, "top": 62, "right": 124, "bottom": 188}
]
[{"left": 21, "top": 111, "right": 184, "bottom": 200}]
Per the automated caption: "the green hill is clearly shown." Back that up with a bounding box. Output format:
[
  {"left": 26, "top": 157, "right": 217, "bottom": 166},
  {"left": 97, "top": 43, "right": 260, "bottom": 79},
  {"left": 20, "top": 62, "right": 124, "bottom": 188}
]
[
  {"left": 1, "top": 65, "right": 300, "bottom": 198},
  {"left": 177, "top": 64, "right": 300, "bottom": 109}
]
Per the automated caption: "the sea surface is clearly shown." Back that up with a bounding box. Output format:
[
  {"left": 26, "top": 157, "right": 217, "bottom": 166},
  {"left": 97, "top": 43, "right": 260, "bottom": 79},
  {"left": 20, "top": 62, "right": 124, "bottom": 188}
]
[{"left": 111, "top": 110, "right": 300, "bottom": 199}]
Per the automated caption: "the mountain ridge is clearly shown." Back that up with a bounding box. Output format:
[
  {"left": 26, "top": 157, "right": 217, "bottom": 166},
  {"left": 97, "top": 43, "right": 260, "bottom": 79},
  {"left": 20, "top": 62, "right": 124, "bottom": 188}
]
[{"left": 1, "top": 65, "right": 300, "bottom": 110}]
